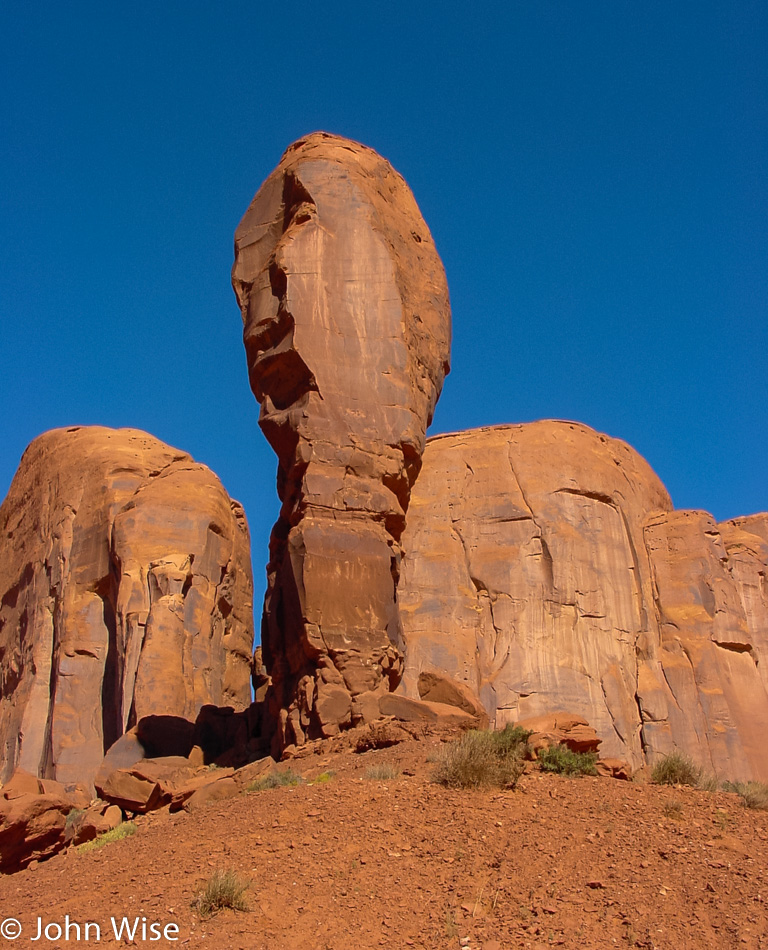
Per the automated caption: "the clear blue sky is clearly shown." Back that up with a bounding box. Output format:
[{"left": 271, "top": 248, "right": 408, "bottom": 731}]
[{"left": 2, "top": 1, "right": 766, "bottom": 613}]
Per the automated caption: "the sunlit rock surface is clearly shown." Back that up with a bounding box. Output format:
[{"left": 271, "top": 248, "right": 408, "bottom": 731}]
[
  {"left": 398, "top": 421, "right": 768, "bottom": 780},
  {"left": 0, "top": 427, "right": 254, "bottom": 789},
  {"left": 233, "top": 132, "right": 451, "bottom": 750}
]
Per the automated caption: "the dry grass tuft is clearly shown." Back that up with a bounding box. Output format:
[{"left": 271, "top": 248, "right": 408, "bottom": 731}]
[
  {"left": 191, "top": 869, "right": 250, "bottom": 919},
  {"left": 432, "top": 726, "right": 530, "bottom": 790},
  {"left": 364, "top": 763, "right": 400, "bottom": 781},
  {"left": 723, "top": 780, "right": 768, "bottom": 810},
  {"left": 247, "top": 769, "right": 302, "bottom": 792},
  {"left": 76, "top": 822, "right": 137, "bottom": 854},
  {"left": 651, "top": 752, "right": 707, "bottom": 788}
]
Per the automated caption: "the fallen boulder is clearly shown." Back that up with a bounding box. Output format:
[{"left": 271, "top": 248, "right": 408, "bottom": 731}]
[
  {"left": 416, "top": 672, "right": 488, "bottom": 723},
  {"left": 517, "top": 713, "right": 602, "bottom": 755},
  {"left": 0, "top": 793, "right": 72, "bottom": 872},
  {"left": 378, "top": 694, "right": 478, "bottom": 726},
  {"left": 64, "top": 803, "right": 123, "bottom": 846},
  {"left": 181, "top": 777, "right": 239, "bottom": 812},
  {"left": 0, "top": 770, "right": 90, "bottom": 872}
]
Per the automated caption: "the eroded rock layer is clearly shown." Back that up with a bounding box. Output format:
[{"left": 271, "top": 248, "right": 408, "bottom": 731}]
[
  {"left": 233, "top": 133, "right": 451, "bottom": 749},
  {"left": 398, "top": 422, "right": 768, "bottom": 781},
  {"left": 0, "top": 427, "right": 254, "bottom": 790}
]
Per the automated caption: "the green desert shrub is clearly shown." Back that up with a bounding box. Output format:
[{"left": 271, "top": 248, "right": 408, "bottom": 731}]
[
  {"left": 311, "top": 770, "right": 335, "bottom": 784},
  {"left": 432, "top": 725, "right": 530, "bottom": 790},
  {"left": 651, "top": 752, "right": 705, "bottom": 788},
  {"left": 723, "top": 780, "right": 768, "bottom": 811},
  {"left": 191, "top": 869, "right": 250, "bottom": 919},
  {"left": 247, "top": 768, "right": 303, "bottom": 792},
  {"left": 364, "top": 763, "right": 400, "bottom": 781},
  {"left": 486, "top": 725, "right": 532, "bottom": 757},
  {"left": 76, "top": 822, "right": 137, "bottom": 854},
  {"left": 538, "top": 744, "right": 598, "bottom": 776}
]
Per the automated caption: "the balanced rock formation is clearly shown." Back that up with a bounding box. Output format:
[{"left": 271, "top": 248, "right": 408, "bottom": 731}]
[
  {"left": 398, "top": 421, "right": 768, "bottom": 781},
  {"left": 232, "top": 132, "right": 451, "bottom": 750},
  {"left": 0, "top": 427, "right": 254, "bottom": 791}
]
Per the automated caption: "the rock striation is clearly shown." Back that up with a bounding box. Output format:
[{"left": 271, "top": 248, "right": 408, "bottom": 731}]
[
  {"left": 398, "top": 421, "right": 768, "bottom": 781},
  {"left": 0, "top": 427, "right": 254, "bottom": 791},
  {"left": 233, "top": 132, "right": 451, "bottom": 750}
]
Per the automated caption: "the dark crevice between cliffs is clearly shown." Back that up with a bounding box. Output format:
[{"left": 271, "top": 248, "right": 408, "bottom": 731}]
[{"left": 93, "top": 568, "right": 121, "bottom": 756}]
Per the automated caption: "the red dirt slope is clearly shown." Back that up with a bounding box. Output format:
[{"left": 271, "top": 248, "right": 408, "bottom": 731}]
[{"left": 2, "top": 734, "right": 766, "bottom": 950}]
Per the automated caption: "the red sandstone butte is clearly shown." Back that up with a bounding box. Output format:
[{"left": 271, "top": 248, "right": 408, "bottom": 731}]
[
  {"left": 398, "top": 421, "right": 768, "bottom": 781},
  {"left": 233, "top": 132, "right": 451, "bottom": 751},
  {"left": 0, "top": 427, "right": 254, "bottom": 791}
]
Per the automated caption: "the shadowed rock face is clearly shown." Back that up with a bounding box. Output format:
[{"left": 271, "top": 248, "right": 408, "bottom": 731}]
[
  {"left": 233, "top": 132, "right": 451, "bottom": 750},
  {"left": 0, "top": 427, "right": 254, "bottom": 790},
  {"left": 398, "top": 421, "right": 768, "bottom": 781}
]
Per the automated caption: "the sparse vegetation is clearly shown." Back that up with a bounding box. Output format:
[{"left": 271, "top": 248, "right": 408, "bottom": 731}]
[
  {"left": 246, "top": 769, "right": 303, "bottom": 792},
  {"left": 723, "top": 780, "right": 768, "bottom": 810},
  {"left": 76, "top": 822, "right": 137, "bottom": 854},
  {"left": 538, "top": 745, "right": 598, "bottom": 776},
  {"left": 354, "top": 722, "right": 404, "bottom": 753},
  {"left": 444, "top": 908, "right": 458, "bottom": 939},
  {"left": 662, "top": 801, "right": 684, "bottom": 820},
  {"left": 714, "top": 807, "right": 732, "bottom": 831},
  {"left": 64, "top": 807, "right": 86, "bottom": 833},
  {"left": 432, "top": 725, "right": 530, "bottom": 790},
  {"left": 697, "top": 772, "right": 720, "bottom": 793},
  {"left": 651, "top": 752, "right": 710, "bottom": 788},
  {"left": 310, "top": 770, "right": 336, "bottom": 784},
  {"left": 364, "top": 763, "right": 400, "bottom": 781},
  {"left": 191, "top": 868, "right": 250, "bottom": 919}
]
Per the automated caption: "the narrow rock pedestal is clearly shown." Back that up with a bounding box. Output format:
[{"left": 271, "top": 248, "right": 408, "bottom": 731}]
[{"left": 233, "top": 133, "right": 451, "bottom": 751}]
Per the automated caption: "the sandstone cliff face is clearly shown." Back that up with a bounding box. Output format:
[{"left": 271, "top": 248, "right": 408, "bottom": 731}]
[
  {"left": 233, "top": 132, "right": 451, "bottom": 749},
  {"left": 398, "top": 422, "right": 768, "bottom": 781},
  {"left": 0, "top": 427, "right": 254, "bottom": 789},
  {"left": 720, "top": 514, "right": 768, "bottom": 699}
]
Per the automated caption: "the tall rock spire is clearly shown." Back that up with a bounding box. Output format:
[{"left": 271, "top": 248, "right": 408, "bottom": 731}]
[{"left": 233, "top": 133, "right": 451, "bottom": 750}]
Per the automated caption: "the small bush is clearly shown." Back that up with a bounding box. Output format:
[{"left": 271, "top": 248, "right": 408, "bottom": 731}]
[
  {"left": 247, "top": 769, "right": 303, "bottom": 792},
  {"left": 191, "top": 869, "right": 250, "bottom": 919},
  {"left": 65, "top": 808, "right": 86, "bottom": 833},
  {"left": 364, "top": 763, "right": 400, "bottom": 781},
  {"left": 311, "top": 770, "right": 335, "bottom": 784},
  {"left": 697, "top": 773, "right": 720, "bottom": 793},
  {"left": 651, "top": 752, "right": 704, "bottom": 787},
  {"left": 432, "top": 725, "right": 529, "bottom": 790},
  {"left": 76, "top": 822, "right": 137, "bottom": 854},
  {"left": 488, "top": 725, "right": 532, "bottom": 756},
  {"left": 538, "top": 745, "right": 598, "bottom": 776},
  {"left": 354, "top": 722, "right": 404, "bottom": 753},
  {"left": 723, "top": 780, "right": 768, "bottom": 810}
]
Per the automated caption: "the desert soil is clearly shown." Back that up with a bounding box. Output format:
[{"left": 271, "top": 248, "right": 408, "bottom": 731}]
[{"left": 2, "top": 732, "right": 767, "bottom": 950}]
